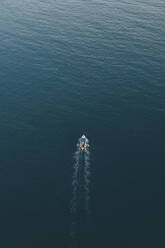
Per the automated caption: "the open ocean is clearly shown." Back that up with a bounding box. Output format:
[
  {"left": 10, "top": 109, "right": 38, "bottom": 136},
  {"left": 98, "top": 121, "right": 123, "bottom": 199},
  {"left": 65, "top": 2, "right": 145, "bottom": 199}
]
[{"left": 0, "top": 0, "right": 165, "bottom": 247}]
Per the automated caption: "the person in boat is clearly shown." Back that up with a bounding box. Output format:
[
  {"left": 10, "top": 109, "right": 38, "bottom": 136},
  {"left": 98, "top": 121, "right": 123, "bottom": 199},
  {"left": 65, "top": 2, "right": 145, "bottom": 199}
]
[
  {"left": 80, "top": 135, "right": 86, "bottom": 149},
  {"left": 80, "top": 135, "right": 86, "bottom": 143}
]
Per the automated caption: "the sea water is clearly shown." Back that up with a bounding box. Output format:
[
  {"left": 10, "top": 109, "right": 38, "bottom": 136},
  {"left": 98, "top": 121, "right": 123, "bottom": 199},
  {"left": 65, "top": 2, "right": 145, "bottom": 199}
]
[{"left": 0, "top": 0, "right": 165, "bottom": 247}]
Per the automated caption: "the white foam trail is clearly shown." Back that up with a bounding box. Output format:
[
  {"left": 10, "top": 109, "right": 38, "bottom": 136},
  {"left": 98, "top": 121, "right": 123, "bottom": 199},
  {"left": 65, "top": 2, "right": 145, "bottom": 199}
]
[
  {"left": 70, "top": 142, "right": 81, "bottom": 246},
  {"left": 84, "top": 141, "right": 90, "bottom": 215},
  {"left": 70, "top": 138, "right": 91, "bottom": 247}
]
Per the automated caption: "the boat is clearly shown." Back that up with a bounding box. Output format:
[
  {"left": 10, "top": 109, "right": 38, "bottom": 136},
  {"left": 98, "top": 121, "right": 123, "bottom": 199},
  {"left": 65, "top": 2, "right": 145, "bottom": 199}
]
[{"left": 80, "top": 135, "right": 88, "bottom": 151}]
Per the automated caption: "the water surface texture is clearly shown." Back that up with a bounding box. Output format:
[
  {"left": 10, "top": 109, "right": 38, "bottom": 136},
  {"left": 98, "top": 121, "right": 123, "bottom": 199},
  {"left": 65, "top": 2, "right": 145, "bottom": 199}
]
[{"left": 0, "top": 0, "right": 165, "bottom": 247}]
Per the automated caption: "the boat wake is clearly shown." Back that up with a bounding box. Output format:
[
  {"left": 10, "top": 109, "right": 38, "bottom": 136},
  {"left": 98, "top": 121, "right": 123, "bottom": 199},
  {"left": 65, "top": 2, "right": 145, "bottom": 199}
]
[
  {"left": 84, "top": 147, "right": 90, "bottom": 215},
  {"left": 70, "top": 137, "right": 91, "bottom": 247}
]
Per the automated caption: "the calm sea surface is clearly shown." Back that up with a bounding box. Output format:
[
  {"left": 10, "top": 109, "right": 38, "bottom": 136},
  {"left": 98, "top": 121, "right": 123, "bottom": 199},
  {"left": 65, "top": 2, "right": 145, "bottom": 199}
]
[{"left": 0, "top": 0, "right": 165, "bottom": 247}]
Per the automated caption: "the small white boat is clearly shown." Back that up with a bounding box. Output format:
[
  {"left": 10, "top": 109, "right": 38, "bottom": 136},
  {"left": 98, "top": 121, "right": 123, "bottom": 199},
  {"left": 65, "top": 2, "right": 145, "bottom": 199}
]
[{"left": 80, "top": 135, "right": 88, "bottom": 151}]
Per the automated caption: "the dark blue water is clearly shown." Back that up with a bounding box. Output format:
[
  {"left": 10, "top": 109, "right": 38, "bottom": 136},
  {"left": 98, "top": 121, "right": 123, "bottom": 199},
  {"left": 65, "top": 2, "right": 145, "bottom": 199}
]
[{"left": 0, "top": 0, "right": 165, "bottom": 247}]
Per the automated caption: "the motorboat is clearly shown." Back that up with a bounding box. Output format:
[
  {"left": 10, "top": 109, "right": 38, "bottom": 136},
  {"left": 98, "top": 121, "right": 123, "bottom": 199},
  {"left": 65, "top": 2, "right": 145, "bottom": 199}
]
[{"left": 80, "top": 135, "right": 88, "bottom": 151}]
